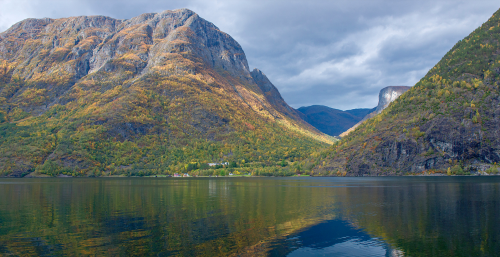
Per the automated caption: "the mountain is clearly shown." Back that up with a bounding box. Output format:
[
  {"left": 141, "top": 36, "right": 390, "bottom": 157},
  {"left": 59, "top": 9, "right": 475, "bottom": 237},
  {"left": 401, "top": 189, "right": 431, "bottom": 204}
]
[
  {"left": 339, "top": 86, "right": 410, "bottom": 137},
  {"left": 296, "top": 105, "right": 375, "bottom": 137},
  {"left": 0, "top": 9, "right": 333, "bottom": 177},
  {"left": 312, "top": 8, "right": 500, "bottom": 176}
]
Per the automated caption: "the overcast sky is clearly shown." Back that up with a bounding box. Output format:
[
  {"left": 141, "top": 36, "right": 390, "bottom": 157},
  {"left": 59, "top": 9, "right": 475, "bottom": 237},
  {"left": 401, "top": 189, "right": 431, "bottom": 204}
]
[{"left": 1, "top": 0, "right": 498, "bottom": 110}]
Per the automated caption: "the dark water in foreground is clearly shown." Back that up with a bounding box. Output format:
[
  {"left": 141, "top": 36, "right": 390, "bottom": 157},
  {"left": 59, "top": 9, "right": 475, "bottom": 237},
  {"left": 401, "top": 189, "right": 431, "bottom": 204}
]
[{"left": 0, "top": 177, "right": 499, "bottom": 256}]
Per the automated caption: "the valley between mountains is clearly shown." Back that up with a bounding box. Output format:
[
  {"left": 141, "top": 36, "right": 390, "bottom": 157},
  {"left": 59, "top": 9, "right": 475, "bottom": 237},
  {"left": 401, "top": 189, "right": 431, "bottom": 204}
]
[{"left": 1, "top": 8, "right": 500, "bottom": 177}]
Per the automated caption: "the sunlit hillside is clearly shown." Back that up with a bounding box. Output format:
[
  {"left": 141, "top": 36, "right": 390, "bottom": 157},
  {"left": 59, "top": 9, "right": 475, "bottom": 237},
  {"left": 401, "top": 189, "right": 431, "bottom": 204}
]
[{"left": 0, "top": 9, "right": 334, "bottom": 177}]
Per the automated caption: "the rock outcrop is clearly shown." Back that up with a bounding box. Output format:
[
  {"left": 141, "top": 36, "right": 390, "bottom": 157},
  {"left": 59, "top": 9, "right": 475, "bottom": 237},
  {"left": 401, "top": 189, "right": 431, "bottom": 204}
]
[
  {"left": 374, "top": 86, "right": 411, "bottom": 113},
  {"left": 340, "top": 86, "right": 410, "bottom": 137},
  {"left": 251, "top": 69, "right": 307, "bottom": 120}
]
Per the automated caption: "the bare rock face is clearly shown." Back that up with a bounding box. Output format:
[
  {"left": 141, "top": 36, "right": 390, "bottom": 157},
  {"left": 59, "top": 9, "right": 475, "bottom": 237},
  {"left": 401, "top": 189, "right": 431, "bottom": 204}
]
[
  {"left": 0, "top": 9, "right": 252, "bottom": 82},
  {"left": 374, "top": 86, "right": 411, "bottom": 114},
  {"left": 340, "top": 86, "right": 410, "bottom": 137}
]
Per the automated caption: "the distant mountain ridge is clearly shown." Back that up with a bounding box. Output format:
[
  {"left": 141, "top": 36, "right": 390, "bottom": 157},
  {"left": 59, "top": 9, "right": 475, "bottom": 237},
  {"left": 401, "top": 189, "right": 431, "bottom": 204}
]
[
  {"left": 297, "top": 105, "right": 375, "bottom": 136},
  {"left": 0, "top": 9, "right": 332, "bottom": 177}
]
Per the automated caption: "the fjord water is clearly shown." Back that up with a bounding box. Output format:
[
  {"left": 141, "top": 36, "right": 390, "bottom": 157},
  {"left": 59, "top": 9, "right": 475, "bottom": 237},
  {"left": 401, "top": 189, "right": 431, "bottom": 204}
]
[{"left": 0, "top": 177, "right": 499, "bottom": 256}]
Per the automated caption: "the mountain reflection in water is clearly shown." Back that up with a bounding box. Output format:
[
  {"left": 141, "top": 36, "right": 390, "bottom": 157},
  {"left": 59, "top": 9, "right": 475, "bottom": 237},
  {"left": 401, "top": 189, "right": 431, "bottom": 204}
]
[
  {"left": 0, "top": 177, "right": 499, "bottom": 256},
  {"left": 268, "top": 219, "right": 400, "bottom": 257}
]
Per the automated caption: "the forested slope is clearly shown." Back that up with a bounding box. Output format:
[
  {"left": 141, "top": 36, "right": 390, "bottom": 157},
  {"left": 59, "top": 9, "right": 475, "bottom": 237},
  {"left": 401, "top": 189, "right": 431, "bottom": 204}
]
[{"left": 312, "top": 9, "right": 500, "bottom": 176}]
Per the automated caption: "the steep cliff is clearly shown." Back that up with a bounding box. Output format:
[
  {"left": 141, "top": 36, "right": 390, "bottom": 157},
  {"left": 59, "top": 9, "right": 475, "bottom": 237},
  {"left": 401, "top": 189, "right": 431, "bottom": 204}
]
[
  {"left": 313, "top": 8, "right": 500, "bottom": 176},
  {"left": 0, "top": 9, "right": 332, "bottom": 177},
  {"left": 340, "top": 86, "right": 409, "bottom": 137},
  {"left": 250, "top": 69, "right": 319, "bottom": 126},
  {"left": 374, "top": 86, "right": 411, "bottom": 113}
]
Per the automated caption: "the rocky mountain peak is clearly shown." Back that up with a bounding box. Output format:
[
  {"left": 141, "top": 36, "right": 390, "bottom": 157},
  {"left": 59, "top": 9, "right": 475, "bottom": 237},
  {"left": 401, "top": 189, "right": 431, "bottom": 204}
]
[{"left": 0, "top": 8, "right": 252, "bottom": 82}]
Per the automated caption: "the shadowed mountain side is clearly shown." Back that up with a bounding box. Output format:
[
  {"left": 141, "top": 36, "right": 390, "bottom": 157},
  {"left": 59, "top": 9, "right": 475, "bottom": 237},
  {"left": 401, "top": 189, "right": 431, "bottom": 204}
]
[
  {"left": 0, "top": 9, "right": 333, "bottom": 177},
  {"left": 314, "top": 8, "right": 500, "bottom": 176},
  {"left": 297, "top": 106, "right": 375, "bottom": 137}
]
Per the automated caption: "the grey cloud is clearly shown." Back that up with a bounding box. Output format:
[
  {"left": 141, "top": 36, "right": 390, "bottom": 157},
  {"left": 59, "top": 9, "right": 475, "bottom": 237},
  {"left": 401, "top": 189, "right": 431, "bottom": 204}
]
[{"left": 1, "top": 0, "right": 498, "bottom": 110}]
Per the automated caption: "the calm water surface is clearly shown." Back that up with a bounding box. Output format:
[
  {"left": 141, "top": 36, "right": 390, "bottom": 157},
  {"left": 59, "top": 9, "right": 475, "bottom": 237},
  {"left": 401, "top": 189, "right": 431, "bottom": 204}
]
[{"left": 0, "top": 177, "right": 499, "bottom": 256}]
